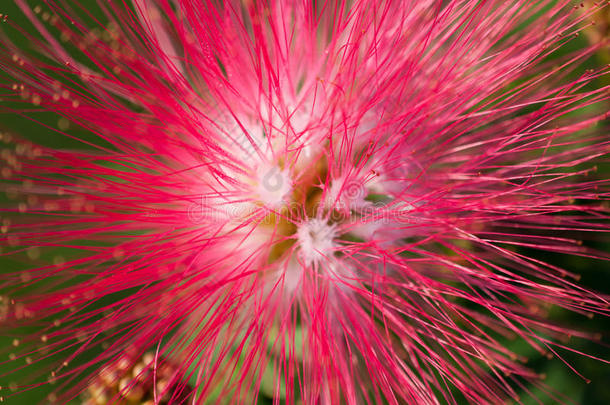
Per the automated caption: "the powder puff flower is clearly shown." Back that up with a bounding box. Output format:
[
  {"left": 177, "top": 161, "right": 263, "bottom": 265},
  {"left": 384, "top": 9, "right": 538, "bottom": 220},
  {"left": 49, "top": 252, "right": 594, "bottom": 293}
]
[{"left": 1, "top": 1, "right": 610, "bottom": 404}]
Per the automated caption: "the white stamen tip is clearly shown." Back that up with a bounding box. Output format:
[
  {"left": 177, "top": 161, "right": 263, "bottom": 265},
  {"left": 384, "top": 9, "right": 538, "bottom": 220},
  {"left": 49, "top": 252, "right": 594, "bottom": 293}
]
[
  {"left": 297, "top": 218, "right": 337, "bottom": 266},
  {"left": 255, "top": 165, "right": 292, "bottom": 209}
]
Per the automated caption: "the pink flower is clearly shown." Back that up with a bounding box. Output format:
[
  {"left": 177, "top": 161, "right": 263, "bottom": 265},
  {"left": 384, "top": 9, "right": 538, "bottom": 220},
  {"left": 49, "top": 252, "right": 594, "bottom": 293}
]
[{"left": 1, "top": 1, "right": 609, "bottom": 403}]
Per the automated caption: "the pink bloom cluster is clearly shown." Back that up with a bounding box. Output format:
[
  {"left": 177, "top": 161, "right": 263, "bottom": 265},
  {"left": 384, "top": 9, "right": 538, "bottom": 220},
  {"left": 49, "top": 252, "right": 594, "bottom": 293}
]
[{"left": 1, "top": 0, "right": 610, "bottom": 403}]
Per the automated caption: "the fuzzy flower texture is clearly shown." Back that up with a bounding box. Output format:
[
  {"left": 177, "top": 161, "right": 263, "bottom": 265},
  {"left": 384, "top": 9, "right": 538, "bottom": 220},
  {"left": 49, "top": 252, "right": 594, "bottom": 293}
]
[{"left": 1, "top": 1, "right": 610, "bottom": 404}]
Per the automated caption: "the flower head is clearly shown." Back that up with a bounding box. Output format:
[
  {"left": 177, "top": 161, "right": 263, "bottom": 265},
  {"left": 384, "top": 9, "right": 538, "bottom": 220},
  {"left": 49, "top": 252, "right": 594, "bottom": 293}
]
[{"left": 1, "top": 0, "right": 610, "bottom": 403}]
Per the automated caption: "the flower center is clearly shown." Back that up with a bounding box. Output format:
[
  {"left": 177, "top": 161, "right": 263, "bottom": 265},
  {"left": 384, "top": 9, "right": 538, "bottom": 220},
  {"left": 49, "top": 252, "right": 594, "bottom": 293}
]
[
  {"left": 296, "top": 218, "right": 338, "bottom": 266},
  {"left": 254, "top": 164, "right": 292, "bottom": 209}
]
